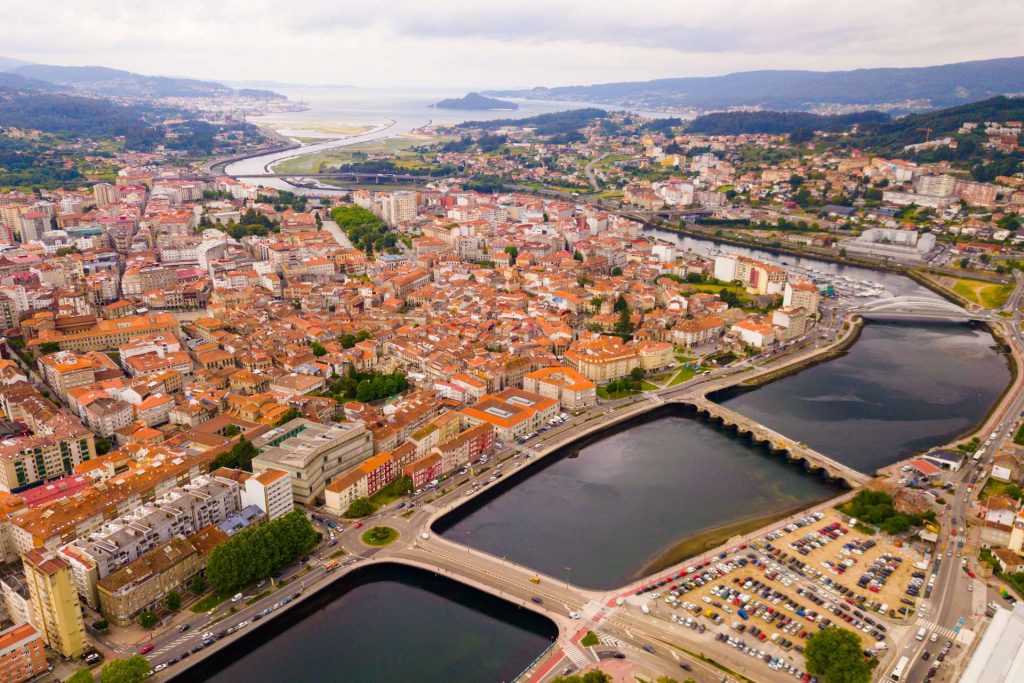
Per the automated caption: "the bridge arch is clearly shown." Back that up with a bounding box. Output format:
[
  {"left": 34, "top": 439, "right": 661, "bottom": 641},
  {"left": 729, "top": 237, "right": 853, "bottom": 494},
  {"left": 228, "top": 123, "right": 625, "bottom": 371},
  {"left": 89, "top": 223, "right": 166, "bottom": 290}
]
[{"left": 856, "top": 296, "right": 978, "bottom": 321}]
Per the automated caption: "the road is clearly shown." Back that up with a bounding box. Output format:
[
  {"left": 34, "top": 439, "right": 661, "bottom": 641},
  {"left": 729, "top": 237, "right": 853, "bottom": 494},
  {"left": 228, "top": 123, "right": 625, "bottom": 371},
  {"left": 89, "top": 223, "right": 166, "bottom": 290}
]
[
  {"left": 321, "top": 218, "right": 353, "bottom": 249},
  {"left": 892, "top": 272, "right": 1024, "bottom": 683},
  {"left": 584, "top": 153, "right": 608, "bottom": 191}
]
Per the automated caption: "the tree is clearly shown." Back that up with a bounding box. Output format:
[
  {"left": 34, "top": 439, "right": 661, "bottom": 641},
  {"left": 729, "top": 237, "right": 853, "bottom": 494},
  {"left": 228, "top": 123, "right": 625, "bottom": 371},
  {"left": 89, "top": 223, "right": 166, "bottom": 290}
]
[
  {"left": 275, "top": 409, "right": 300, "bottom": 427},
  {"left": 804, "top": 627, "right": 872, "bottom": 683},
  {"left": 138, "top": 610, "right": 157, "bottom": 629},
  {"left": 223, "top": 424, "right": 241, "bottom": 438},
  {"left": 573, "top": 250, "right": 584, "bottom": 261},
  {"left": 613, "top": 307, "right": 635, "bottom": 340},
  {"left": 345, "top": 497, "right": 376, "bottom": 518},
  {"left": 309, "top": 341, "right": 327, "bottom": 357},
  {"left": 630, "top": 367, "right": 644, "bottom": 381},
  {"left": 188, "top": 575, "right": 206, "bottom": 594},
  {"left": 165, "top": 591, "right": 181, "bottom": 611},
  {"left": 99, "top": 656, "right": 152, "bottom": 683},
  {"left": 551, "top": 672, "right": 611, "bottom": 683},
  {"left": 959, "top": 257, "right": 970, "bottom": 269},
  {"left": 504, "top": 245, "right": 519, "bottom": 263},
  {"left": 66, "top": 670, "right": 95, "bottom": 683},
  {"left": 38, "top": 341, "right": 60, "bottom": 355},
  {"left": 206, "top": 510, "right": 318, "bottom": 592},
  {"left": 95, "top": 438, "right": 112, "bottom": 455},
  {"left": 611, "top": 266, "right": 623, "bottom": 276},
  {"left": 613, "top": 294, "right": 628, "bottom": 312}
]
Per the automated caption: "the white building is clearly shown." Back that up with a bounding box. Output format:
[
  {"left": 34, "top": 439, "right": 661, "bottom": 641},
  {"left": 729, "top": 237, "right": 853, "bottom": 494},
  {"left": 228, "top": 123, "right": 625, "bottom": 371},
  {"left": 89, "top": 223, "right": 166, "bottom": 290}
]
[
  {"left": 839, "top": 228, "right": 937, "bottom": 263},
  {"left": 959, "top": 601, "right": 1024, "bottom": 683},
  {"left": 242, "top": 468, "right": 293, "bottom": 522}
]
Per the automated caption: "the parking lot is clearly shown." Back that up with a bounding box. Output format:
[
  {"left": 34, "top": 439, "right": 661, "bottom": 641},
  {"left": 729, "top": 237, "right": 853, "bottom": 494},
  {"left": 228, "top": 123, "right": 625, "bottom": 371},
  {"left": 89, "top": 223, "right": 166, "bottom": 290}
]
[{"left": 625, "top": 508, "right": 925, "bottom": 679}]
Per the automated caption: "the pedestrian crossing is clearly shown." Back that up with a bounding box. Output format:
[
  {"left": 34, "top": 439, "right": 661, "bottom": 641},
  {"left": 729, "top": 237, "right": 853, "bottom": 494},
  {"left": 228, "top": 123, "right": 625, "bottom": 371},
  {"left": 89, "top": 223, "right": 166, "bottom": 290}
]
[
  {"left": 153, "top": 632, "right": 196, "bottom": 655},
  {"left": 563, "top": 641, "right": 594, "bottom": 669},
  {"left": 420, "top": 503, "right": 438, "bottom": 514},
  {"left": 949, "top": 535, "right": 966, "bottom": 545},
  {"left": 914, "top": 617, "right": 956, "bottom": 640}
]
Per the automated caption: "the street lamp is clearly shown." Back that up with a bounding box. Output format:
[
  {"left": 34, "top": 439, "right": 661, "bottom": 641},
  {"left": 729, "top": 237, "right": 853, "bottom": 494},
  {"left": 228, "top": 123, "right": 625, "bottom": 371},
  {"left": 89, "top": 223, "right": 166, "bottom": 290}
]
[{"left": 565, "top": 565, "right": 571, "bottom": 590}]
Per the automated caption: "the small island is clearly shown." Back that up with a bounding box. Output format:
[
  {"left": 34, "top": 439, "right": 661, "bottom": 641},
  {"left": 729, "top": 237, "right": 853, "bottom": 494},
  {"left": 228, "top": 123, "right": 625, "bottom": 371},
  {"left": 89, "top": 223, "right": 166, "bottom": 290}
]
[{"left": 433, "top": 92, "right": 519, "bottom": 111}]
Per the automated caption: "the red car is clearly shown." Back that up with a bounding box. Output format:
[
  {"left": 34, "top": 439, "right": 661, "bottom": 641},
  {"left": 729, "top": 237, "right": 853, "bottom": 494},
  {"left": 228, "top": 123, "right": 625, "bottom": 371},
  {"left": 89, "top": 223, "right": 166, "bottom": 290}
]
[
  {"left": 139, "top": 644, "right": 154, "bottom": 655},
  {"left": 354, "top": 522, "right": 363, "bottom": 529}
]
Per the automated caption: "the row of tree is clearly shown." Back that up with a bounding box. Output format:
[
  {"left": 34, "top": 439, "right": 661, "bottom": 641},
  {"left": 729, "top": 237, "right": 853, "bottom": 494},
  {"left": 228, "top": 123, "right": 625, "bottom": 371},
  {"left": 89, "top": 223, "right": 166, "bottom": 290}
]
[
  {"left": 205, "top": 510, "right": 318, "bottom": 592},
  {"left": 321, "top": 370, "right": 410, "bottom": 404},
  {"left": 331, "top": 205, "right": 396, "bottom": 254}
]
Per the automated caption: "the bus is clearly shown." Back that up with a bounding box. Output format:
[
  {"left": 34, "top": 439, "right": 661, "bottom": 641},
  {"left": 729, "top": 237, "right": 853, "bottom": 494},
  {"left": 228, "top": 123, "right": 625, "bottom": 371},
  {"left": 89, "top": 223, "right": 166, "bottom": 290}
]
[{"left": 890, "top": 656, "right": 910, "bottom": 681}]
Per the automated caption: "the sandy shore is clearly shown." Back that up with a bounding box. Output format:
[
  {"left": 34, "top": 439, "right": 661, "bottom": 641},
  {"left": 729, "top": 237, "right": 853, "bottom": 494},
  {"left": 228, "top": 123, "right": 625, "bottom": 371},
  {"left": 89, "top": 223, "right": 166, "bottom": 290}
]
[{"left": 635, "top": 500, "right": 825, "bottom": 578}]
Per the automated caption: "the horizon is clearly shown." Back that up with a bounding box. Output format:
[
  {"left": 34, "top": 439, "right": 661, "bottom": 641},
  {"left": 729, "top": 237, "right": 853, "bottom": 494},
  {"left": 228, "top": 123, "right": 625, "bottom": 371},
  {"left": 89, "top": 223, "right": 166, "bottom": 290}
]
[{"left": 1, "top": 1, "right": 1023, "bottom": 90}]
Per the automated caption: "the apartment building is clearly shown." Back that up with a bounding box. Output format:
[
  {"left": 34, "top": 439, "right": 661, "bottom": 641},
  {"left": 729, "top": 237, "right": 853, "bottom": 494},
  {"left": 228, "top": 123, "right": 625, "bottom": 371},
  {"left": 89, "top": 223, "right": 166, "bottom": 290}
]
[
  {"left": 241, "top": 468, "right": 293, "bottom": 522},
  {"left": 523, "top": 366, "right": 596, "bottom": 410},
  {"left": 251, "top": 418, "right": 373, "bottom": 505},
  {"left": 461, "top": 388, "right": 558, "bottom": 442},
  {"left": 0, "top": 623, "right": 47, "bottom": 683},
  {"left": 564, "top": 336, "right": 639, "bottom": 383},
  {"left": 97, "top": 526, "right": 228, "bottom": 627},
  {"left": 30, "top": 313, "right": 179, "bottom": 352},
  {"left": 65, "top": 475, "right": 240, "bottom": 607},
  {"left": 22, "top": 549, "right": 85, "bottom": 658},
  {"left": 36, "top": 352, "right": 95, "bottom": 403}
]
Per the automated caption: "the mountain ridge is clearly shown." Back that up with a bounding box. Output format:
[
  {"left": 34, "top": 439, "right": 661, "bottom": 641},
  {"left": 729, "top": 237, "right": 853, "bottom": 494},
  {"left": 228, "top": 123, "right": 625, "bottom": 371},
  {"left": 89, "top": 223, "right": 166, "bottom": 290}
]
[{"left": 486, "top": 56, "right": 1024, "bottom": 113}]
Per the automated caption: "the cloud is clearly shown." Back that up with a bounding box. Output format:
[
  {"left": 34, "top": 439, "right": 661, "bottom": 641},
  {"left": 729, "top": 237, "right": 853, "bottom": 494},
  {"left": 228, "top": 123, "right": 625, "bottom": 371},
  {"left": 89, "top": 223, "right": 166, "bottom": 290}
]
[{"left": 0, "top": 0, "right": 1020, "bottom": 88}]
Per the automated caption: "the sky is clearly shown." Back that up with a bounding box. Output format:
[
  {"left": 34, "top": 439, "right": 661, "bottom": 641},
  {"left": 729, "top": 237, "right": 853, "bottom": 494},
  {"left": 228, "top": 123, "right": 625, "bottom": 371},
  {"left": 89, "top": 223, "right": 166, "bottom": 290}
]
[{"left": 0, "top": 0, "right": 1022, "bottom": 89}]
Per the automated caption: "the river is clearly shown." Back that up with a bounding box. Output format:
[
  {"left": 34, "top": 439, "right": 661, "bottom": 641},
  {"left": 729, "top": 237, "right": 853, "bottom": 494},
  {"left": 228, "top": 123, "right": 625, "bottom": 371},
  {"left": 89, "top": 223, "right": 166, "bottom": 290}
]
[
  {"left": 436, "top": 405, "right": 844, "bottom": 589},
  {"left": 714, "top": 321, "right": 1011, "bottom": 473},
  {"left": 191, "top": 564, "right": 556, "bottom": 683}
]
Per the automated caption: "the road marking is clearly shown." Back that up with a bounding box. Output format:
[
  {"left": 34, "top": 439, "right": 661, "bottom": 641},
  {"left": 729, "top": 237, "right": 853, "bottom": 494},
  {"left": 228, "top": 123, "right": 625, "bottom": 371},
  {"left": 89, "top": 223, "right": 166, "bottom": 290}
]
[
  {"left": 563, "top": 641, "right": 594, "bottom": 669},
  {"left": 914, "top": 617, "right": 956, "bottom": 639},
  {"left": 598, "top": 633, "right": 624, "bottom": 648}
]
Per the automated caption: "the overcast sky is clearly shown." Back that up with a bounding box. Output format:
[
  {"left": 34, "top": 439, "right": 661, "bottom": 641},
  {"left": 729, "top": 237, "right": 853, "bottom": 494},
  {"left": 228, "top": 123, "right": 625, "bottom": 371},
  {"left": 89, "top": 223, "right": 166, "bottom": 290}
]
[{"left": 1, "top": 0, "right": 1021, "bottom": 89}]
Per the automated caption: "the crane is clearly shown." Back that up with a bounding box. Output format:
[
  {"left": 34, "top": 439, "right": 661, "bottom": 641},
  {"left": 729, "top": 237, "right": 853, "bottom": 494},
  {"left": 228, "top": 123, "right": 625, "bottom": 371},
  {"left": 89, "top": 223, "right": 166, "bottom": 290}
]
[{"left": 917, "top": 127, "right": 934, "bottom": 142}]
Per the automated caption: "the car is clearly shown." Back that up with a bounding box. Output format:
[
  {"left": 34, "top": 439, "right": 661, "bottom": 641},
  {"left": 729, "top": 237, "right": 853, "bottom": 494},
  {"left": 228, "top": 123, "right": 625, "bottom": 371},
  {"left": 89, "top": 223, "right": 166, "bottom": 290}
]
[
  {"left": 153, "top": 664, "right": 167, "bottom": 672},
  {"left": 531, "top": 596, "right": 543, "bottom": 604},
  {"left": 178, "top": 624, "right": 190, "bottom": 633},
  {"left": 139, "top": 644, "right": 154, "bottom": 655},
  {"left": 231, "top": 593, "right": 244, "bottom": 602},
  {"left": 252, "top": 614, "right": 262, "bottom": 622},
  {"left": 612, "top": 652, "right": 626, "bottom": 659},
  {"left": 354, "top": 522, "right": 362, "bottom": 529},
  {"left": 273, "top": 602, "right": 282, "bottom": 610},
  {"left": 642, "top": 644, "right": 655, "bottom": 654},
  {"left": 570, "top": 611, "right": 580, "bottom": 619},
  {"left": 922, "top": 651, "right": 931, "bottom": 661},
  {"left": 680, "top": 663, "right": 693, "bottom": 671}
]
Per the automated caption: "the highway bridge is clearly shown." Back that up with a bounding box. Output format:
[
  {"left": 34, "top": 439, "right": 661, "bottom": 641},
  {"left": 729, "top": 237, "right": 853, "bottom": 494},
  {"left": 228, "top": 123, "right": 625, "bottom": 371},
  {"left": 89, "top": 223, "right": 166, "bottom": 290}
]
[
  {"left": 230, "top": 171, "right": 427, "bottom": 183},
  {"left": 854, "top": 295, "right": 981, "bottom": 322}
]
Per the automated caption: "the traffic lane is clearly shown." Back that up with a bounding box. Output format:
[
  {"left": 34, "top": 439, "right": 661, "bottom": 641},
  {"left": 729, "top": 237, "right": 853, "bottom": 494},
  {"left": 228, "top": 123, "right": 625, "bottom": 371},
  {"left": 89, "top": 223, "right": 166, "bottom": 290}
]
[{"left": 153, "top": 564, "right": 328, "bottom": 673}]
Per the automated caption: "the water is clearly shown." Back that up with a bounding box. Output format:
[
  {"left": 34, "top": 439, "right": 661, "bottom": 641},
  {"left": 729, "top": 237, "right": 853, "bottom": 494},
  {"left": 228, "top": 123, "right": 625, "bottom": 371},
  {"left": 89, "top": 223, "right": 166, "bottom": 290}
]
[
  {"left": 646, "top": 225, "right": 938, "bottom": 299},
  {"left": 192, "top": 564, "right": 556, "bottom": 683},
  {"left": 436, "top": 406, "right": 842, "bottom": 589},
  {"left": 716, "top": 322, "right": 1011, "bottom": 473},
  {"left": 226, "top": 86, "right": 614, "bottom": 192}
]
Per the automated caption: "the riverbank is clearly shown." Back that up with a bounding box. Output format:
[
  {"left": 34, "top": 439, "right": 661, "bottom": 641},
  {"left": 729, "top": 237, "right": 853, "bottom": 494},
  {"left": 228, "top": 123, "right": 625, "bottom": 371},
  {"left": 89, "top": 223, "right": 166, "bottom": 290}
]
[
  {"left": 636, "top": 500, "right": 825, "bottom": 578},
  {"left": 731, "top": 317, "right": 865, "bottom": 391}
]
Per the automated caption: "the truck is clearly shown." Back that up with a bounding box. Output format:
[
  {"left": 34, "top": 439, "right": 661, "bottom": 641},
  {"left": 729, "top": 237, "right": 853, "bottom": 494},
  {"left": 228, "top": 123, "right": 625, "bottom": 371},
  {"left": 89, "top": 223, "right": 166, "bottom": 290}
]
[{"left": 916, "top": 627, "right": 927, "bottom": 641}]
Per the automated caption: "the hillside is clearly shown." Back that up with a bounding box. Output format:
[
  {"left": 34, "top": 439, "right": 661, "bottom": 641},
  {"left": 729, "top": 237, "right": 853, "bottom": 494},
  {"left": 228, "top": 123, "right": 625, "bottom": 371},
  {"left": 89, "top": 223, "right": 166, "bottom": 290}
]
[
  {"left": 487, "top": 56, "right": 1024, "bottom": 113},
  {"left": 686, "top": 110, "right": 890, "bottom": 135},
  {"left": 434, "top": 92, "right": 519, "bottom": 111}
]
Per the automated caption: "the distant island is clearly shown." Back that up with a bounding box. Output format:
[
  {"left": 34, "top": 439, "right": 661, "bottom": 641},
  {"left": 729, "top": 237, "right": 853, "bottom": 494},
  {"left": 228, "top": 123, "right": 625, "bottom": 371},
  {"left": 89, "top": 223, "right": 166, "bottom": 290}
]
[{"left": 433, "top": 92, "right": 519, "bottom": 111}]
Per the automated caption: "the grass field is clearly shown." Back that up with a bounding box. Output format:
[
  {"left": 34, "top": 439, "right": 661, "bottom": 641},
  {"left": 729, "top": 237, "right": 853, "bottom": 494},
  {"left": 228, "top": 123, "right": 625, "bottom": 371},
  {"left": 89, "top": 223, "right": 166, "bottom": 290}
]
[
  {"left": 951, "top": 278, "right": 1014, "bottom": 309},
  {"left": 272, "top": 134, "right": 449, "bottom": 174}
]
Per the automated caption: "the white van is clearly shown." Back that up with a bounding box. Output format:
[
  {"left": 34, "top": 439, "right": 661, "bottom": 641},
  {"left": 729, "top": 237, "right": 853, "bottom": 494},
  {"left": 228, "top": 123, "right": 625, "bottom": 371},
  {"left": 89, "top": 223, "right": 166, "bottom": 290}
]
[{"left": 916, "top": 627, "right": 927, "bottom": 641}]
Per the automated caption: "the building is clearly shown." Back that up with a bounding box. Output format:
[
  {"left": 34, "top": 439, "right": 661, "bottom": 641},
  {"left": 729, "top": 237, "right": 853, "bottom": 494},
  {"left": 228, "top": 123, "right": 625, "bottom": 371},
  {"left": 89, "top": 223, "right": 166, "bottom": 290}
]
[
  {"left": 564, "top": 337, "right": 639, "bottom": 382},
  {"left": 672, "top": 315, "right": 725, "bottom": 348},
  {"left": 30, "top": 313, "right": 179, "bottom": 352},
  {"left": 0, "top": 624, "right": 47, "bottom": 683},
  {"left": 251, "top": 419, "right": 373, "bottom": 505},
  {"left": 65, "top": 475, "right": 241, "bottom": 607},
  {"left": 241, "top": 468, "right": 293, "bottom": 522},
  {"left": 838, "top": 228, "right": 937, "bottom": 263},
  {"left": 37, "top": 352, "right": 96, "bottom": 403},
  {"left": 323, "top": 468, "right": 368, "bottom": 516},
  {"left": 783, "top": 281, "right": 820, "bottom": 312},
  {"left": 96, "top": 528, "right": 226, "bottom": 627},
  {"left": 381, "top": 192, "right": 417, "bottom": 227},
  {"left": 959, "top": 601, "right": 1024, "bottom": 683},
  {"left": 523, "top": 366, "right": 596, "bottom": 410},
  {"left": 461, "top": 388, "right": 559, "bottom": 442},
  {"left": 22, "top": 548, "right": 86, "bottom": 658}
]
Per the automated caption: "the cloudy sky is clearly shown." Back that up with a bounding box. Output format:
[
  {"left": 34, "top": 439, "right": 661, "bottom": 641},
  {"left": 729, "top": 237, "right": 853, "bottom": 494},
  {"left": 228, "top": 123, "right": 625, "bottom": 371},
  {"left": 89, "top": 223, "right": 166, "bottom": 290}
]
[{"left": 1, "top": 0, "right": 1021, "bottom": 89}]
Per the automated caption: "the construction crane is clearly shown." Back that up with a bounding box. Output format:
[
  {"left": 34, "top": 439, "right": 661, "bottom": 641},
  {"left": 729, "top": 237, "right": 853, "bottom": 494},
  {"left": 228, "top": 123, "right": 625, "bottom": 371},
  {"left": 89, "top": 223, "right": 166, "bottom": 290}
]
[{"left": 917, "top": 127, "right": 934, "bottom": 142}]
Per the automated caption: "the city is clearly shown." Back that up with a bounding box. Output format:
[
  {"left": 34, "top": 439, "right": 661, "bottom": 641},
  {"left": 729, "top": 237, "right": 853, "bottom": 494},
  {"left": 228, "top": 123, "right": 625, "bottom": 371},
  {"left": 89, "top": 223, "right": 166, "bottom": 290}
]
[{"left": 0, "top": 4, "right": 1022, "bottom": 683}]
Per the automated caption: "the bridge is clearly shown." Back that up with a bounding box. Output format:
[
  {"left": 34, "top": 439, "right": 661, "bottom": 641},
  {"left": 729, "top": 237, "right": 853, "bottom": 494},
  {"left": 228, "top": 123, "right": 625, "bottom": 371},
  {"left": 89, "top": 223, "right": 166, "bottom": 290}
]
[
  {"left": 229, "top": 171, "right": 427, "bottom": 183},
  {"left": 670, "top": 395, "right": 871, "bottom": 486},
  {"left": 854, "top": 295, "right": 980, "bottom": 322}
]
